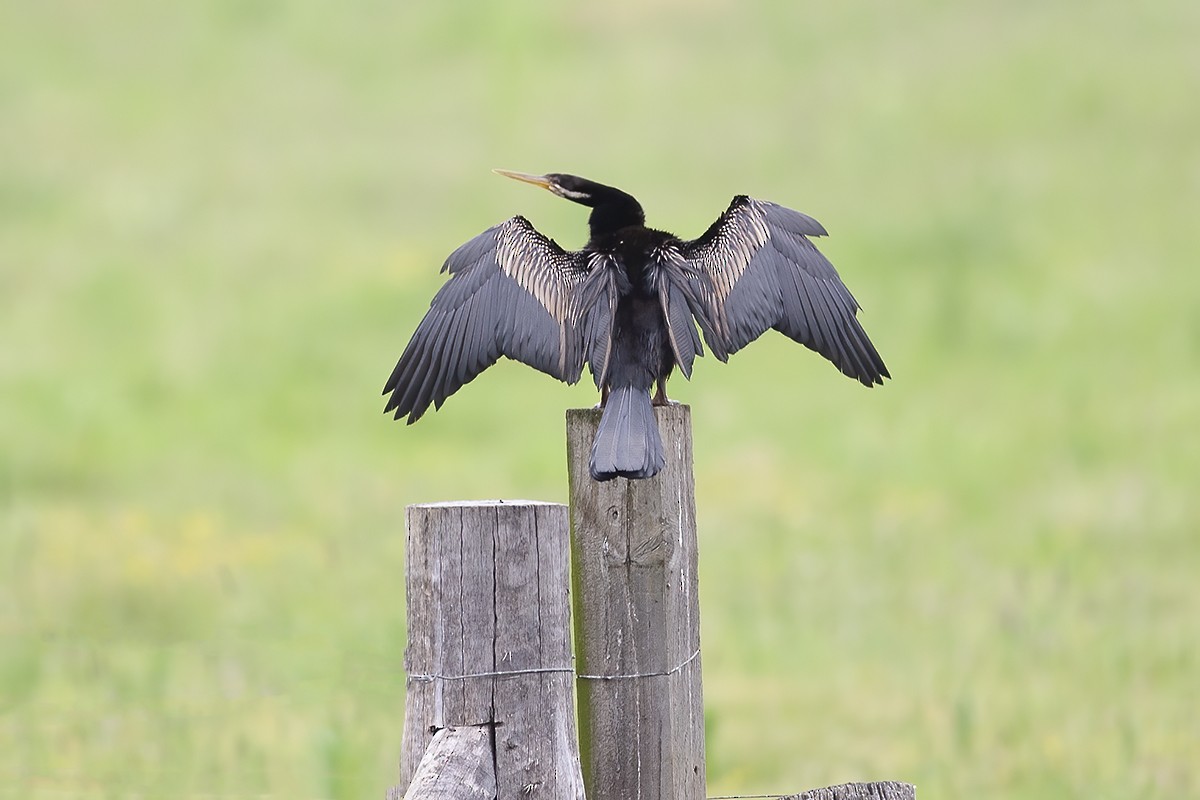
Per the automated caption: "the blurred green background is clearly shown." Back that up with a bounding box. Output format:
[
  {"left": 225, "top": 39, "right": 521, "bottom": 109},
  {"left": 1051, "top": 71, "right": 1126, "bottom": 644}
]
[{"left": 2, "top": 1, "right": 1197, "bottom": 797}]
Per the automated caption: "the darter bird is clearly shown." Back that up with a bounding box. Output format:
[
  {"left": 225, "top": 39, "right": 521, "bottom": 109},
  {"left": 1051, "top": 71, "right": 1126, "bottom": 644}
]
[{"left": 383, "top": 170, "right": 889, "bottom": 481}]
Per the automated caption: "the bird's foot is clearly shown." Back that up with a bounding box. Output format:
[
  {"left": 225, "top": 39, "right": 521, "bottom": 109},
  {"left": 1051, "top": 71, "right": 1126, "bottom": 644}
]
[{"left": 651, "top": 377, "right": 677, "bottom": 407}]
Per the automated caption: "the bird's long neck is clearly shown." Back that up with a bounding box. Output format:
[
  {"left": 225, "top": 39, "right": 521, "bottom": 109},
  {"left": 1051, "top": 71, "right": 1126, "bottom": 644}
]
[{"left": 585, "top": 187, "right": 645, "bottom": 243}]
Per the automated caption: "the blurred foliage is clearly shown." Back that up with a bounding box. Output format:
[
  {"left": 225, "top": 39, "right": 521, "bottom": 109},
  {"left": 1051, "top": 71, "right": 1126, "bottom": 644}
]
[{"left": 2, "top": 0, "right": 1198, "bottom": 797}]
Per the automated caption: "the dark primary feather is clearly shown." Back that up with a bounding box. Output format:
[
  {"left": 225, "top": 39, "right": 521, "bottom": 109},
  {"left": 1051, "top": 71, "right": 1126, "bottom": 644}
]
[
  {"left": 646, "top": 247, "right": 706, "bottom": 380},
  {"left": 679, "top": 196, "right": 890, "bottom": 386},
  {"left": 382, "top": 216, "right": 594, "bottom": 423},
  {"left": 575, "top": 253, "right": 626, "bottom": 390}
]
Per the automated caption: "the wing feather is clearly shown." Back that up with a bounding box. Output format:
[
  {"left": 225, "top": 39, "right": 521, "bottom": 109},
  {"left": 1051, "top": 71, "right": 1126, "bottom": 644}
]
[
  {"left": 680, "top": 196, "right": 889, "bottom": 386},
  {"left": 384, "top": 216, "right": 600, "bottom": 422},
  {"left": 578, "top": 253, "right": 623, "bottom": 389},
  {"left": 647, "top": 245, "right": 706, "bottom": 380}
]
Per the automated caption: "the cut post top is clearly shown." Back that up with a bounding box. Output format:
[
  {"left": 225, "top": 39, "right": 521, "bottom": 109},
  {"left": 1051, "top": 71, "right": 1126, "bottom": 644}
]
[{"left": 407, "top": 499, "right": 563, "bottom": 509}]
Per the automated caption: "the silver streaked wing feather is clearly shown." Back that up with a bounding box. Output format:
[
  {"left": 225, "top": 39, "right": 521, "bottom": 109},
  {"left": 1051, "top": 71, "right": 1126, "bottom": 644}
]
[
  {"left": 384, "top": 216, "right": 597, "bottom": 422},
  {"left": 681, "top": 196, "right": 889, "bottom": 386}
]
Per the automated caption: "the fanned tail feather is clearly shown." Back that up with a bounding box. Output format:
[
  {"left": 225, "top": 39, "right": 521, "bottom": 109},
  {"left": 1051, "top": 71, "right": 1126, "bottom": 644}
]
[{"left": 589, "top": 386, "right": 665, "bottom": 481}]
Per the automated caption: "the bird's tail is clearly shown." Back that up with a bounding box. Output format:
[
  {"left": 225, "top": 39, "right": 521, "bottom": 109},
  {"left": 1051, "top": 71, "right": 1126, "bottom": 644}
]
[{"left": 589, "top": 385, "right": 665, "bottom": 481}]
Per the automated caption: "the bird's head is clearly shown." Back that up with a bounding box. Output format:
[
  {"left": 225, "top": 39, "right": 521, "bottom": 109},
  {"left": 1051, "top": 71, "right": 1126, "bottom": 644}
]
[
  {"left": 493, "top": 169, "right": 609, "bottom": 206},
  {"left": 494, "top": 169, "right": 645, "bottom": 236}
]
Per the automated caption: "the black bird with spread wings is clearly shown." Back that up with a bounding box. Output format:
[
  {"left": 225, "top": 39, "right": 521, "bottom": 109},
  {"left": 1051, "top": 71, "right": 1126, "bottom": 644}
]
[{"left": 384, "top": 170, "right": 889, "bottom": 481}]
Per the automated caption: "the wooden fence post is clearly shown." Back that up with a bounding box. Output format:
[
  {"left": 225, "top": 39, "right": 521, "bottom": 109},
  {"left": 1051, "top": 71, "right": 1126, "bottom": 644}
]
[
  {"left": 394, "top": 501, "right": 585, "bottom": 800},
  {"left": 566, "top": 405, "right": 706, "bottom": 800},
  {"left": 784, "top": 781, "right": 917, "bottom": 799},
  {"left": 401, "top": 727, "right": 495, "bottom": 800},
  {"left": 389, "top": 421, "right": 914, "bottom": 799}
]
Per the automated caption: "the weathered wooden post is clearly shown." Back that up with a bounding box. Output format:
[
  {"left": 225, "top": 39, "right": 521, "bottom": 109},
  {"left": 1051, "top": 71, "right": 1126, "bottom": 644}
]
[
  {"left": 394, "top": 501, "right": 585, "bottom": 800},
  {"left": 401, "top": 727, "right": 495, "bottom": 800},
  {"left": 783, "top": 781, "right": 917, "bottom": 799},
  {"left": 566, "top": 405, "right": 706, "bottom": 800},
  {"left": 390, "top": 416, "right": 915, "bottom": 799},
  {"left": 566, "top": 406, "right": 916, "bottom": 800}
]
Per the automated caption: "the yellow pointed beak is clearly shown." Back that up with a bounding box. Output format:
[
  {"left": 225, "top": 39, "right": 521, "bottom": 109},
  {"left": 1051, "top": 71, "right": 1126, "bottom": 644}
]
[{"left": 493, "top": 169, "right": 553, "bottom": 191}]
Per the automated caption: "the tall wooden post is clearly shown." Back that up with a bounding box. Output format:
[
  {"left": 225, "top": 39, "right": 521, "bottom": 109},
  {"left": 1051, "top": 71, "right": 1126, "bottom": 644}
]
[
  {"left": 566, "top": 405, "right": 706, "bottom": 800},
  {"left": 396, "top": 501, "right": 585, "bottom": 800}
]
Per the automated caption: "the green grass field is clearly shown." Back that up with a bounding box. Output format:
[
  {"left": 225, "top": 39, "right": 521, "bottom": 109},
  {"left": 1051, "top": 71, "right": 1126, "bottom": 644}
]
[{"left": 3, "top": 1, "right": 1197, "bottom": 797}]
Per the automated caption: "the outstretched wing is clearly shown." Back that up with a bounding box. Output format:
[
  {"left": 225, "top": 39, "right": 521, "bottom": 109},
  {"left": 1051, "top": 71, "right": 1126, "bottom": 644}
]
[
  {"left": 383, "top": 216, "right": 594, "bottom": 422},
  {"left": 680, "top": 196, "right": 889, "bottom": 386}
]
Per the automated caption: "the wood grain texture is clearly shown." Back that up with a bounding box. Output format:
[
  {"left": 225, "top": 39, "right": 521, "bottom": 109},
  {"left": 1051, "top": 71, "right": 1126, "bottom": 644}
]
[
  {"left": 400, "top": 726, "right": 496, "bottom": 800},
  {"left": 783, "top": 781, "right": 917, "bottom": 800},
  {"left": 566, "top": 405, "right": 706, "bottom": 800},
  {"left": 395, "top": 501, "right": 585, "bottom": 800}
]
